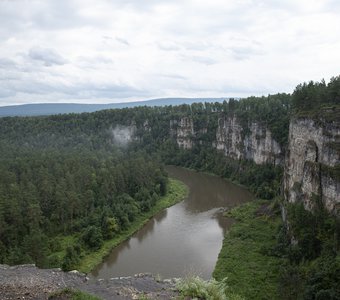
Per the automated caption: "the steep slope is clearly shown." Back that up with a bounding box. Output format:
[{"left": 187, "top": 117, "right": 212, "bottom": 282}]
[
  {"left": 284, "top": 109, "right": 340, "bottom": 214},
  {"left": 170, "top": 114, "right": 283, "bottom": 165}
]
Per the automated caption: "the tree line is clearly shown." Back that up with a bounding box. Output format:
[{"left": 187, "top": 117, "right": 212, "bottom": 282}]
[{"left": 292, "top": 75, "right": 340, "bottom": 112}]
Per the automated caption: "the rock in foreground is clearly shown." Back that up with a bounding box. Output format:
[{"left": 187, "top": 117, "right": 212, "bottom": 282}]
[{"left": 0, "top": 264, "right": 178, "bottom": 300}]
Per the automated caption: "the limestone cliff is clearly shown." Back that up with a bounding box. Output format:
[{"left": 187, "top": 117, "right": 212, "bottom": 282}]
[
  {"left": 215, "top": 116, "right": 283, "bottom": 165},
  {"left": 170, "top": 115, "right": 283, "bottom": 165},
  {"left": 215, "top": 116, "right": 243, "bottom": 160},
  {"left": 284, "top": 116, "right": 340, "bottom": 214},
  {"left": 170, "top": 117, "right": 194, "bottom": 150}
]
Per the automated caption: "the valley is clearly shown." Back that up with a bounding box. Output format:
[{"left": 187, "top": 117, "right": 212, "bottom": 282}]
[{"left": 0, "top": 76, "right": 339, "bottom": 299}]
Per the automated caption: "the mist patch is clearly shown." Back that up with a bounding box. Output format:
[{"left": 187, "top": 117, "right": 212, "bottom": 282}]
[{"left": 112, "top": 125, "right": 135, "bottom": 147}]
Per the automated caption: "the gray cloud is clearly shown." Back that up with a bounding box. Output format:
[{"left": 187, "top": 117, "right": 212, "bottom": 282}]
[
  {"left": 158, "top": 41, "right": 181, "bottom": 51},
  {"left": 182, "top": 55, "right": 217, "bottom": 65},
  {"left": 0, "top": 87, "right": 15, "bottom": 98},
  {"left": 28, "top": 47, "right": 68, "bottom": 66},
  {"left": 73, "top": 83, "right": 151, "bottom": 99},
  {"left": 5, "top": 78, "right": 149, "bottom": 99},
  {"left": 0, "top": 0, "right": 339, "bottom": 106},
  {"left": 76, "top": 55, "right": 114, "bottom": 69},
  {"left": 115, "top": 37, "right": 130, "bottom": 46},
  {"left": 0, "top": 58, "right": 16, "bottom": 69},
  {"left": 227, "top": 45, "right": 264, "bottom": 61},
  {"left": 158, "top": 73, "right": 187, "bottom": 80}
]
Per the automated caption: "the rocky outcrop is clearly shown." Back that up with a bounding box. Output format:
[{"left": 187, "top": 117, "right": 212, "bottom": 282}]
[
  {"left": 284, "top": 117, "right": 340, "bottom": 214},
  {"left": 169, "top": 115, "right": 283, "bottom": 165},
  {"left": 215, "top": 116, "right": 243, "bottom": 160},
  {"left": 0, "top": 264, "right": 178, "bottom": 300},
  {"left": 245, "top": 122, "right": 282, "bottom": 165},
  {"left": 170, "top": 117, "right": 194, "bottom": 150},
  {"left": 0, "top": 264, "right": 87, "bottom": 300},
  {"left": 215, "top": 116, "right": 283, "bottom": 165}
]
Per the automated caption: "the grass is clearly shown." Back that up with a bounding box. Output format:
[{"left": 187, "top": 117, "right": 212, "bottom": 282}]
[
  {"left": 213, "top": 200, "right": 284, "bottom": 300},
  {"left": 48, "top": 288, "right": 101, "bottom": 300},
  {"left": 73, "top": 178, "right": 188, "bottom": 273}
]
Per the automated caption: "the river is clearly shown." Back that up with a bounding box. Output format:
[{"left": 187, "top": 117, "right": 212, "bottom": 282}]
[{"left": 90, "top": 166, "right": 253, "bottom": 280}]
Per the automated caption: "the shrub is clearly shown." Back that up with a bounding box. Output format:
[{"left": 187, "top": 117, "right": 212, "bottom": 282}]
[
  {"left": 81, "top": 226, "right": 103, "bottom": 250},
  {"left": 62, "top": 245, "right": 81, "bottom": 271},
  {"left": 177, "top": 276, "right": 244, "bottom": 300}
]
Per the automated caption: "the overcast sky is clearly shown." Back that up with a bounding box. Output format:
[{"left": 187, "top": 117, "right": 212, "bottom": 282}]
[{"left": 0, "top": 0, "right": 339, "bottom": 106}]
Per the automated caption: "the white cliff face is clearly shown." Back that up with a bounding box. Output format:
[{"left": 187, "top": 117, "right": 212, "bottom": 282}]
[
  {"left": 245, "top": 123, "right": 282, "bottom": 165},
  {"left": 170, "top": 117, "right": 194, "bottom": 150},
  {"left": 284, "top": 118, "right": 340, "bottom": 214},
  {"left": 322, "top": 175, "right": 340, "bottom": 213},
  {"left": 171, "top": 115, "right": 283, "bottom": 164},
  {"left": 215, "top": 116, "right": 283, "bottom": 164},
  {"left": 215, "top": 116, "right": 243, "bottom": 160}
]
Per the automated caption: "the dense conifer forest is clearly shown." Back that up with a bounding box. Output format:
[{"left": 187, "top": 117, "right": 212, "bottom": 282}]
[{"left": 0, "top": 146, "right": 168, "bottom": 268}]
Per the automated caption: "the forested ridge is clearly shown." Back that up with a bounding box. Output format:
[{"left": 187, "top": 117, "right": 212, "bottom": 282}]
[{"left": 0, "top": 76, "right": 339, "bottom": 299}]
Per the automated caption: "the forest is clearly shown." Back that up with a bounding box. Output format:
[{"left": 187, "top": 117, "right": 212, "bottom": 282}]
[{"left": 0, "top": 145, "right": 168, "bottom": 269}]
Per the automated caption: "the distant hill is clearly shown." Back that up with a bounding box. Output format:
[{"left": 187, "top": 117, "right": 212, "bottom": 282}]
[{"left": 0, "top": 98, "right": 230, "bottom": 117}]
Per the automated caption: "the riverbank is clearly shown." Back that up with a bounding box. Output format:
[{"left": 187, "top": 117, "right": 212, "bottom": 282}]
[
  {"left": 213, "top": 199, "right": 284, "bottom": 300},
  {"left": 75, "top": 178, "right": 188, "bottom": 274}
]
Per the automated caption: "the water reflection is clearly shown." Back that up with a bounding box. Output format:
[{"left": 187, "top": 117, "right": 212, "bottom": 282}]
[
  {"left": 91, "top": 166, "right": 253, "bottom": 280},
  {"left": 136, "top": 210, "right": 167, "bottom": 243}
]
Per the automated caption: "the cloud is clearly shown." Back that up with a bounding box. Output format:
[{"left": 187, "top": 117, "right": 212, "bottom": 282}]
[
  {"left": 0, "top": 0, "right": 340, "bottom": 106},
  {"left": 115, "top": 37, "right": 130, "bottom": 46},
  {"left": 0, "top": 58, "right": 16, "bottom": 69},
  {"left": 158, "top": 73, "right": 187, "bottom": 80},
  {"left": 0, "top": 87, "right": 15, "bottom": 98},
  {"left": 158, "top": 41, "right": 181, "bottom": 51},
  {"left": 73, "top": 83, "right": 151, "bottom": 99},
  {"left": 181, "top": 55, "right": 217, "bottom": 65},
  {"left": 76, "top": 55, "right": 114, "bottom": 69},
  {"left": 226, "top": 40, "right": 264, "bottom": 61},
  {"left": 28, "top": 47, "right": 68, "bottom": 66}
]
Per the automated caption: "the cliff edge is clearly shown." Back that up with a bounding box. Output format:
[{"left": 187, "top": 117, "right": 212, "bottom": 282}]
[{"left": 0, "top": 264, "right": 178, "bottom": 300}]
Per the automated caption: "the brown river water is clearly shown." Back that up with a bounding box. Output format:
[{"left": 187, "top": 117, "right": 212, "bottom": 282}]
[{"left": 90, "top": 166, "right": 253, "bottom": 280}]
